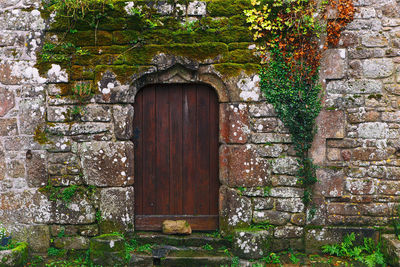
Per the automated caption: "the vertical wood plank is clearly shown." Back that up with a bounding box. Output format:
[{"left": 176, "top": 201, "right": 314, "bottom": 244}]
[
  {"left": 155, "top": 86, "right": 170, "bottom": 215},
  {"left": 196, "top": 86, "right": 211, "bottom": 215},
  {"left": 209, "top": 89, "right": 219, "bottom": 215},
  {"left": 142, "top": 86, "right": 157, "bottom": 214},
  {"left": 169, "top": 85, "right": 183, "bottom": 214},
  {"left": 183, "top": 85, "right": 197, "bottom": 215}
]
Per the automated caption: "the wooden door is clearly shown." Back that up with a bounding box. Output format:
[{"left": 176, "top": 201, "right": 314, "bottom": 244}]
[{"left": 134, "top": 84, "right": 219, "bottom": 231}]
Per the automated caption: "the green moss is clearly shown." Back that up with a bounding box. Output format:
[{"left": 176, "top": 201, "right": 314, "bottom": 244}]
[
  {"left": 70, "top": 65, "right": 95, "bottom": 80},
  {"left": 64, "top": 31, "right": 113, "bottom": 46},
  {"left": 98, "top": 17, "right": 127, "bottom": 31},
  {"left": 214, "top": 63, "right": 259, "bottom": 78},
  {"left": 112, "top": 30, "right": 140, "bottom": 45},
  {"left": 98, "top": 220, "right": 125, "bottom": 235},
  {"left": 164, "top": 42, "right": 229, "bottom": 61},
  {"left": 94, "top": 64, "right": 152, "bottom": 85},
  {"left": 228, "top": 42, "right": 253, "bottom": 51},
  {"left": 11, "top": 242, "right": 28, "bottom": 265},
  {"left": 207, "top": 0, "right": 252, "bottom": 16},
  {"left": 223, "top": 49, "right": 259, "bottom": 64}
]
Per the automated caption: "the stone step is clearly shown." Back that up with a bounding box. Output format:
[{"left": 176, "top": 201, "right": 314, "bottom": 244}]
[
  {"left": 133, "top": 232, "right": 231, "bottom": 249},
  {"left": 129, "top": 247, "right": 232, "bottom": 267}
]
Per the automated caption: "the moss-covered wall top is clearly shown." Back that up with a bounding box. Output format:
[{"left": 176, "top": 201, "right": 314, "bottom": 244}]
[{"left": 37, "top": 0, "right": 260, "bottom": 93}]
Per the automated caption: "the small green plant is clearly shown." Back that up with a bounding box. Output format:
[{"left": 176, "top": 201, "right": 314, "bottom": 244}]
[
  {"left": 202, "top": 243, "right": 214, "bottom": 251},
  {"left": 263, "top": 186, "right": 271, "bottom": 197},
  {"left": 47, "top": 247, "right": 66, "bottom": 257},
  {"left": 288, "top": 248, "right": 300, "bottom": 264},
  {"left": 95, "top": 210, "right": 102, "bottom": 223},
  {"left": 262, "top": 252, "right": 281, "bottom": 264},
  {"left": 205, "top": 229, "right": 222, "bottom": 238},
  {"left": 126, "top": 239, "right": 153, "bottom": 255},
  {"left": 248, "top": 221, "right": 274, "bottom": 231},
  {"left": 237, "top": 186, "right": 245, "bottom": 195},
  {"left": 40, "top": 182, "right": 79, "bottom": 206},
  {"left": 136, "top": 243, "right": 152, "bottom": 253},
  {"left": 71, "top": 83, "right": 94, "bottom": 103},
  {"left": 322, "top": 233, "right": 386, "bottom": 267},
  {"left": 44, "top": 0, "right": 116, "bottom": 21},
  {"left": 57, "top": 228, "right": 65, "bottom": 238}
]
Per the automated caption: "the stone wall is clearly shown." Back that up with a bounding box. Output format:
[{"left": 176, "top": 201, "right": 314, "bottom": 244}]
[{"left": 0, "top": 0, "right": 399, "bottom": 254}]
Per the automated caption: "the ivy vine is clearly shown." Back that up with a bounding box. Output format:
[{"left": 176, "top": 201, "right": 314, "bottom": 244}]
[{"left": 245, "top": 0, "right": 354, "bottom": 206}]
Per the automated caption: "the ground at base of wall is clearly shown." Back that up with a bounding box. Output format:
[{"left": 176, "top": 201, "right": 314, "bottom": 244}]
[{"left": 24, "top": 251, "right": 372, "bottom": 267}]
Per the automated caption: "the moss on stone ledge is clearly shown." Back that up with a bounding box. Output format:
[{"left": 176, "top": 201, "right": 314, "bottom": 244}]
[{"left": 214, "top": 63, "right": 260, "bottom": 78}]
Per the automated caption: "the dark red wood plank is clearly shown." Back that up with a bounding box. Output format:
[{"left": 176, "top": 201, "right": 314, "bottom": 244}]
[
  {"left": 155, "top": 86, "right": 170, "bottom": 215},
  {"left": 134, "top": 90, "right": 143, "bottom": 215},
  {"left": 142, "top": 86, "right": 157, "bottom": 214},
  {"left": 169, "top": 85, "right": 183, "bottom": 215},
  {"left": 209, "top": 89, "right": 219, "bottom": 216},
  {"left": 196, "top": 86, "right": 211, "bottom": 215},
  {"left": 182, "top": 86, "right": 197, "bottom": 215}
]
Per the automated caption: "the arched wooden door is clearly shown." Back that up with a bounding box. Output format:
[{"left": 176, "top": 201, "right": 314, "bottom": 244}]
[{"left": 133, "top": 84, "right": 219, "bottom": 231}]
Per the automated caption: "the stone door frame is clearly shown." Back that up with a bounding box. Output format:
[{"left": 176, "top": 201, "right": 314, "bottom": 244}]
[{"left": 127, "top": 57, "right": 232, "bottom": 231}]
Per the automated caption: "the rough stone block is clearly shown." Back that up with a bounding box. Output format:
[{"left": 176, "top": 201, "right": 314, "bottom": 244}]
[
  {"left": 100, "top": 187, "right": 134, "bottom": 232},
  {"left": 79, "top": 141, "right": 134, "bottom": 187},
  {"left": 0, "top": 87, "right": 15, "bottom": 117},
  {"left": 274, "top": 226, "right": 303, "bottom": 238},
  {"left": 233, "top": 230, "right": 272, "bottom": 259},
  {"left": 275, "top": 198, "right": 304, "bottom": 213},
  {"left": 26, "top": 151, "right": 47, "bottom": 187},
  {"left": 0, "top": 190, "right": 52, "bottom": 224},
  {"left": 249, "top": 103, "right": 276, "bottom": 117},
  {"left": 54, "top": 236, "right": 90, "bottom": 250},
  {"left": 357, "top": 122, "right": 389, "bottom": 139},
  {"left": 352, "top": 147, "right": 394, "bottom": 161},
  {"left": 255, "top": 144, "right": 284, "bottom": 158},
  {"left": 113, "top": 104, "right": 134, "bottom": 140},
  {"left": 90, "top": 234, "right": 126, "bottom": 266},
  {"left": 162, "top": 220, "right": 192, "bottom": 235},
  {"left": 314, "top": 169, "right": 344, "bottom": 198},
  {"left": 6, "top": 158, "right": 25, "bottom": 178},
  {"left": 382, "top": 111, "right": 400, "bottom": 122},
  {"left": 269, "top": 187, "right": 304, "bottom": 198},
  {"left": 316, "top": 110, "right": 346, "bottom": 139},
  {"left": 362, "top": 33, "right": 388, "bottom": 47},
  {"left": 13, "top": 225, "right": 50, "bottom": 253},
  {"left": 187, "top": 1, "right": 207, "bottom": 16},
  {"left": 253, "top": 210, "right": 290, "bottom": 225},
  {"left": 19, "top": 97, "right": 45, "bottom": 135},
  {"left": 52, "top": 193, "right": 96, "bottom": 224},
  {"left": 220, "top": 103, "right": 250, "bottom": 144},
  {"left": 271, "top": 157, "right": 298, "bottom": 175},
  {"left": 378, "top": 181, "right": 400, "bottom": 195},
  {"left": 219, "top": 186, "right": 252, "bottom": 234},
  {"left": 251, "top": 118, "right": 278, "bottom": 133},
  {"left": 272, "top": 238, "right": 303, "bottom": 252},
  {"left": 321, "top": 49, "right": 346, "bottom": 79},
  {"left": 251, "top": 133, "right": 291, "bottom": 144},
  {"left": 253, "top": 198, "right": 274, "bottom": 210},
  {"left": 345, "top": 178, "right": 376, "bottom": 195},
  {"left": 363, "top": 58, "right": 394, "bottom": 78},
  {"left": 0, "top": 118, "right": 18, "bottom": 136},
  {"left": 291, "top": 213, "right": 306, "bottom": 226},
  {"left": 219, "top": 145, "right": 271, "bottom": 187}
]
